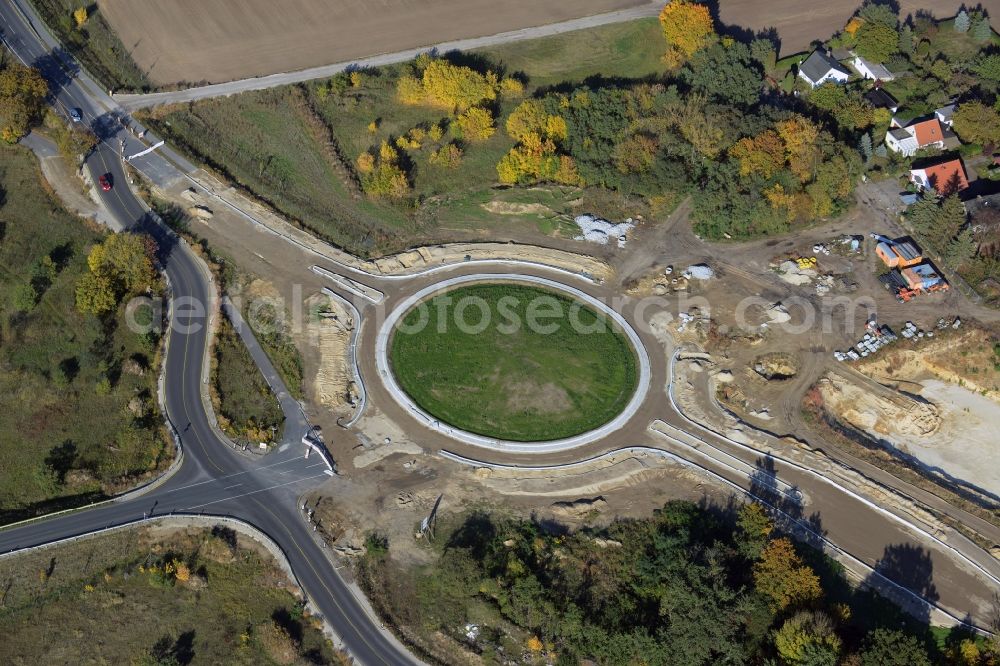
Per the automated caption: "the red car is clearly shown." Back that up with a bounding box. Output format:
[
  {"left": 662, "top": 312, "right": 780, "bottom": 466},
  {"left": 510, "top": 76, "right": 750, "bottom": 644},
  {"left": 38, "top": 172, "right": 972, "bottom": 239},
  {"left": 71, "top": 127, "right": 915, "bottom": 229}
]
[{"left": 99, "top": 173, "right": 112, "bottom": 192}]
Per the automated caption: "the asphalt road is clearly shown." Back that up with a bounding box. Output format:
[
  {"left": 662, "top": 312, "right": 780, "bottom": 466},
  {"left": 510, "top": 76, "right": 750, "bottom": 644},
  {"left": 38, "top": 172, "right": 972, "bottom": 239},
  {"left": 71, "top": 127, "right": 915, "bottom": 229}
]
[
  {"left": 0, "top": 2, "right": 423, "bottom": 663},
  {"left": 3, "top": 0, "right": 1000, "bottom": 648}
]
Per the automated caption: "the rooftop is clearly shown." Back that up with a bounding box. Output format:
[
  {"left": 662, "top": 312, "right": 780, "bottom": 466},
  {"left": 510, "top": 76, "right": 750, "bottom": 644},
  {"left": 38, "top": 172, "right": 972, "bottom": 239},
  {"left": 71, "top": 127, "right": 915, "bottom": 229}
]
[
  {"left": 864, "top": 88, "right": 898, "bottom": 109},
  {"left": 854, "top": 55, "right": 893, "bottom": 79},
  {"left": 800, "top": 50, "right": 849, "bottom": 83},
  {"left": 936, "top": 103, "right": 956, "bottom": 120},
  {"left": 913, "top": 158, "right": 969, "bottom": 194},
  {"left": 895, "top": 240, "right": 921, "bottom": 261},
  {"left": 911, "top": 118, "right": 944, "bottom": 147}
]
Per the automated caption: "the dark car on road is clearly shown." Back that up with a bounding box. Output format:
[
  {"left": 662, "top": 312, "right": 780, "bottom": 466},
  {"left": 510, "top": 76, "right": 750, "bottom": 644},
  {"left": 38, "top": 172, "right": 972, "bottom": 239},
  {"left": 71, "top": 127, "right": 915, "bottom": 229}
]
[{"left": 69, "top": 107, "right": 82, "bottom": 122}]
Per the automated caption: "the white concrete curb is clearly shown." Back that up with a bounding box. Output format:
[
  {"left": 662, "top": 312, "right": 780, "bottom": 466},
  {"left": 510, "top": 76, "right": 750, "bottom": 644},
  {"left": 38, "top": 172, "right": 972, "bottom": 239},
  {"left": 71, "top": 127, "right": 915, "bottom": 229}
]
[
  {"left": 440, "top": 447, "right": 995, "bottom": 636},
  {"left": 375, "top": 273, "right": 651, "bottom": 453},
  {"left": 320, "top": 287, "right": 367, "bottom": 428},
  {"left": 666, "top": 350, "right": 1000, "bottom": 592}
]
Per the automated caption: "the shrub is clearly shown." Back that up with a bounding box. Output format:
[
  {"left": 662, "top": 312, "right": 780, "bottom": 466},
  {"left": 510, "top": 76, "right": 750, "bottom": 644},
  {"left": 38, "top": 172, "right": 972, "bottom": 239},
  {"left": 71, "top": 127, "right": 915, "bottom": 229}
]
[
  {"left": 454, "top": 107, "right": 495, "bottom": 142},
  {"left": 429, "top": 142, "right": 463, "bottom": 168}
]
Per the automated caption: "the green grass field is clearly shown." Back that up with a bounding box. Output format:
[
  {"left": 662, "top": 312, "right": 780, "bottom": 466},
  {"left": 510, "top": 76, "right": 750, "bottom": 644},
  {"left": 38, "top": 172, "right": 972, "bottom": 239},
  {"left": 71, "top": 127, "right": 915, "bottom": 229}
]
[
  {"left": 213, "top": 315, "right": 285, "bottom": 443},
  {"left": 0, "top": 145, "right": 171, "bottom": 523},
  {"left": 140, "top": 18, "right": 667, "bottom": 256},
  {"left": 389, "top": 283, "right": 637, "bottom": 441},
  {"left": 473, "top": 18, "right": 665, "bottom": 89},
  {"left": 145, "top": 87, "right": 414, "bottom": 255},
  {"left": 0, "top": 525, "right": 338, "bottom": 664}
]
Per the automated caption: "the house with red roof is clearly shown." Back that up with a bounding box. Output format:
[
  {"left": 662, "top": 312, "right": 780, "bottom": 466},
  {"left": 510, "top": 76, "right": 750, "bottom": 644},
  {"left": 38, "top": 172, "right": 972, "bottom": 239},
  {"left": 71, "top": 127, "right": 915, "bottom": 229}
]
[
  {"left": 886, "top": 117, "right": 947, "bottom": 157},
  {"left": 909, "top": 158, "right": 969, "bottom": 195}
]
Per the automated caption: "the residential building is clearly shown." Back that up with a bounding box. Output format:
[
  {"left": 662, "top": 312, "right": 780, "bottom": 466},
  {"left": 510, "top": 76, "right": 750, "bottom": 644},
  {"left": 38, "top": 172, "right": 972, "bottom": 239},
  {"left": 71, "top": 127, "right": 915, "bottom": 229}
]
[
  {"left": 863, "top": 88, "right": 899, "bottom": 113},
  {"left": 909, "top": 158, "right": 969, "bottom": 195},
  {"left": 852, "top": 56, "right": 894, "bottom": 81},
  {"left": 935, "top": 104, "right": 956, "bottom": 127},
  {"left": 798, "top": 50, "right": 851, "bottom": 88},
  {"left": 885, "top": 117, "right": 946, "bottom": 156}
]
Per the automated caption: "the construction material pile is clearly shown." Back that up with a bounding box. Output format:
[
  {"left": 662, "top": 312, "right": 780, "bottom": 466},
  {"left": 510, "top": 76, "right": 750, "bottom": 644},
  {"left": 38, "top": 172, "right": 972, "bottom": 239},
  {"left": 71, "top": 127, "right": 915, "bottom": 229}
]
[{"left": 573, "top": 215, "right": 634, "bottom": 247}]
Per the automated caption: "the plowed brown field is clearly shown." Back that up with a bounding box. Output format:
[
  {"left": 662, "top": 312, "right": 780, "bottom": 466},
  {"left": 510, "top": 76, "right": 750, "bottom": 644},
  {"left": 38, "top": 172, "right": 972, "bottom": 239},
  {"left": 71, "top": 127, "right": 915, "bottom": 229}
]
[{"left": 97, "top": 0, "right": 648, "bottom": 86}]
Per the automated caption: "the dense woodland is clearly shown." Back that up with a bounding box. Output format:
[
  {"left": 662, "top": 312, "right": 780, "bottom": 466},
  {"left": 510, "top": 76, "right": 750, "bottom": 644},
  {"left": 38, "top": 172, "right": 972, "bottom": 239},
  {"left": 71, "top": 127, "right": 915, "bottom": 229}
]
[{"left": 364, "top": 500, "right": 993, "bottom": 665}]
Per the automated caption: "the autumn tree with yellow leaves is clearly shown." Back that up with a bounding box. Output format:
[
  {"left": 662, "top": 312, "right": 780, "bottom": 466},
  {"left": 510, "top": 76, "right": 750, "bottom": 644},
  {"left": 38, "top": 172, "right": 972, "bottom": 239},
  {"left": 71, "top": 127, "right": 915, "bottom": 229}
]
[
  {"left": 454, "top": 106, "right": 495, "bottom": 142},
  {"left": 0, "top": 59, "right": 48, "bottom": 143},
  {"left": 658, "top": 0, "right": 715, "bottom": 66},
  {"left": 497, "top": 99, "right": 579, "bottom": 185},
  {"left": 429, "top": 142, "right": 463, "bottom": 168},
  {"left": 357, "top": 140, "right": 409, "bottom": 198},
  {"left": 76, "top": 233, "right": 156, "bottom": 315},
  {"left": 729, "top": 130, "right": 785, "bottom": 178},
  {"left": 397, "top": 59, "right": 500, "bottom": 112},
  {"left": 753, "top": 537, "right": 823, "bottom": 612}
]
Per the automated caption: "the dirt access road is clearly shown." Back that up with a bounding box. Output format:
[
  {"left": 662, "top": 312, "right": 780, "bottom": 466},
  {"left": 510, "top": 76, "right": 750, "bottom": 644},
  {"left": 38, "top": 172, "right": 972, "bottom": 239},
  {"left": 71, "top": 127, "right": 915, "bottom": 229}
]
[
  {"left": 98, "top": 0, "right": 648, "bottom": 86},
  {"left": 720, "top": 0, "right": 1000, "bottom": 56}
]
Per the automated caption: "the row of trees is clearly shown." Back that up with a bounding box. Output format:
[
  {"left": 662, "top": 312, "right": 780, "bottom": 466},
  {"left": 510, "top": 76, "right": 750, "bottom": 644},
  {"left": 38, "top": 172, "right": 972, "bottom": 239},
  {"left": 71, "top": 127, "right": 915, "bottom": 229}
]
[{"left": 400, "top": 501, "right": 982, "bottom": 665}]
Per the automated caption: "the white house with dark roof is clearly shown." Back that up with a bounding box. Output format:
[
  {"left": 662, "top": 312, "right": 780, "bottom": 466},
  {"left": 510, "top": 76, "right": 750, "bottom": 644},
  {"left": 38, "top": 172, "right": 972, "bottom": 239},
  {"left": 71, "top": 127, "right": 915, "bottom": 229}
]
[
  {"left": 935, "top": 104, "right": 956, "bottom": 127},
  {"left": 798, "top": 50, "right": 851, "bottom": 88},
  {"left": 885, "top": 117, "right": 947, "bottom": 157},
  {"left": 851, "top": 55, "right": 894, "bottom": 81}
]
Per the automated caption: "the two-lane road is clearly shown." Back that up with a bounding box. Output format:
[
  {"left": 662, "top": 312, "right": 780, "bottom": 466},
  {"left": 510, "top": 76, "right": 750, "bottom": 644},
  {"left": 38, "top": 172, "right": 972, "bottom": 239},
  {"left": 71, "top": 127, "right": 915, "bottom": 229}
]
[{"left": 1, "top": 1, "right": 424, "bottom": 662}]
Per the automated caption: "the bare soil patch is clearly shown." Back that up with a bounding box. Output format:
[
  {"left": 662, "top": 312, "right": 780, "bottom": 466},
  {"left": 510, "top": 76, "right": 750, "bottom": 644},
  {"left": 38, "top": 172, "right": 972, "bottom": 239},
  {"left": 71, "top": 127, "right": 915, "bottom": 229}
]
[
  {"left": 856, "top": 325, "right": 1000, "bottom": 403},
  {"left": 816, "top": 374, "right": 941, "bottom": 440},
  {"left": 505, "top": 379, "right": 573, "bottom": 414},
  {"left": 98, "top": 0, "right": 646, "bottom": 86}
]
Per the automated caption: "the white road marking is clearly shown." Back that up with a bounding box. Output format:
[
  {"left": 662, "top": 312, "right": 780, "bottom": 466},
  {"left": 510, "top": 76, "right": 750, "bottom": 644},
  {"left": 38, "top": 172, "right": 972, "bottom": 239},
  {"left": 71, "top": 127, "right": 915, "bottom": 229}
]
[{"left": 184, "top": 474, "right": 329, "bottom": 510}]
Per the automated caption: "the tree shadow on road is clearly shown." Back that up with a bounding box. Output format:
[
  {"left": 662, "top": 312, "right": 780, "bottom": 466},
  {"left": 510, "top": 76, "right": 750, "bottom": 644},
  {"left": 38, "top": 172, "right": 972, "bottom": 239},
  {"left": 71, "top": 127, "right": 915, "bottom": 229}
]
[{"left": 865, "top": 542, "right": 939, "bottom": 627}]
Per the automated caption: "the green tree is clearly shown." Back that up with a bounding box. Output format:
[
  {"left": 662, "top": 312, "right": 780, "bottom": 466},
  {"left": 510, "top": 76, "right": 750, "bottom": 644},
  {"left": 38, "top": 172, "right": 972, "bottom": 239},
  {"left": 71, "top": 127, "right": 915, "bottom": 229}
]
[
  {"left": 860, "top": 628, "right": 931, "bottom": 666},
  {"left": 930, "top": 58, "right": 952, "bottom": 81},
  {"left": 975, "top": 54, "right": 1000, "bottom": 83},
  {"left": 736, "top": 502, "right": 773, "bottom": 560},
  {"left": 75, "top": 272, "right": 117, "bottom": 315},
  {"left": 944, "top": 228, "right": 976, "bottom": 268},
  {"left": 972, "top": 14, "right": 993, "bottom": 42},
  {"left": 859, "top": 132, "right": 873, "bottom": 163},
  {"left": 954, "top": 9, "right": 970, "bottom": 33},
  {"left": 952, "top": 101, "right": 1000, "bottom": 145},
  {"left": 855, "top": 21, "right": 900, "bottom": 61},
  {"left": 898, "top": 24, "right": 914, "bottom": 55},
  {"left": 684, "top": 41, "right": 763, "bottom": 107},
  {"left": 12, "top": 282, "right": 38, "bottom": 312},
  {"left": 749, "top": 38, "right": 777, "bottom": 72},
  {"left": 909, "top": 193, "right": 966, "bottom": 254},
  {"left": 858, "top": 2, "right": 898, "bottom": 28}
]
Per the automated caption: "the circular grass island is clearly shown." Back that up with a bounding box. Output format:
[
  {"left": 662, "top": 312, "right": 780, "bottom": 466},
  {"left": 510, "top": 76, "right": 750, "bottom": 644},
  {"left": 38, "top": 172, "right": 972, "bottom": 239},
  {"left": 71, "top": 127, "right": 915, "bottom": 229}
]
[{"left": 388, "top": 282, "right": 638, "bottom": 442}]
